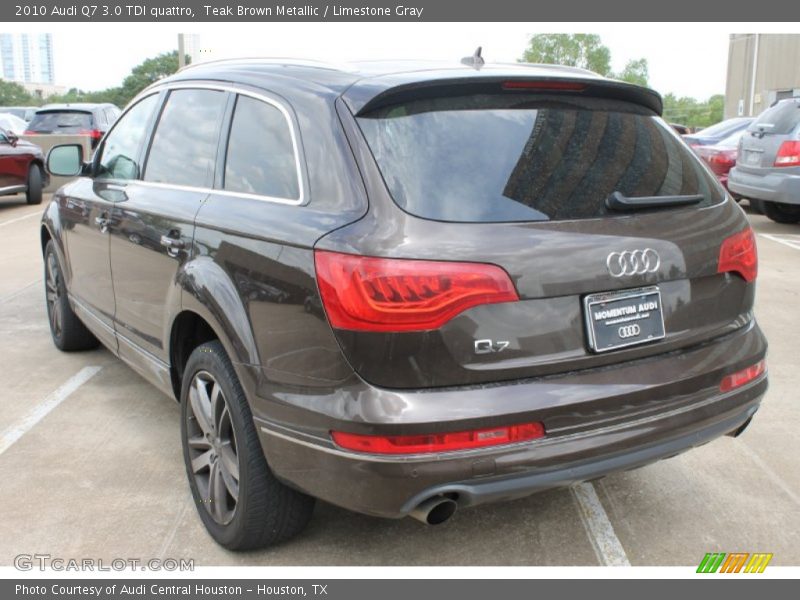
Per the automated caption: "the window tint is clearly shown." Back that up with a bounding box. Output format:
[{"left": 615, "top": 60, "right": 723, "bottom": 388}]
[
  {"left": 28, "top": 111, "right": 92, "bottom": 133},
  {"left": 223, "top": 95, "right": 300, "bottom": 200},
  {"left": 697, "top": 117, "right": 751, "bottom": 138},
  {"left": 357, "top": 95, "right": 722, "bottom": 223},
  {"left": 145, "top": 89, "right": 227, "bottom": 187},
  {"left": 96, "top": 94, "right": 159, "bottom": 181},
  {"left": 749, "top": 100, "right": 800, "bottom": 135}
]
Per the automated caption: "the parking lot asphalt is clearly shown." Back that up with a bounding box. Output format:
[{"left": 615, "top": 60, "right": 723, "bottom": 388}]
[{"left": 0, "top": 193, "right": 798, "bottom": 567}]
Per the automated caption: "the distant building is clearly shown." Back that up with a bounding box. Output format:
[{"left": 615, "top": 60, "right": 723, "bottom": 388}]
[
  {"left": 725, "top": 34, "right": 800, "bottom": 119},
  {"left": 0, "top": 33, "right": 55, "bottom": 85}
]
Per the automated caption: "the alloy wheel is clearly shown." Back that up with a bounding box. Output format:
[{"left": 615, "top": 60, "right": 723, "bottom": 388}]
[
  {"left": 186, "top": 371, "right": 240, "bottom": 525},
  {"left": 45, "top": 253, "right": 62, "bottom": 338}
]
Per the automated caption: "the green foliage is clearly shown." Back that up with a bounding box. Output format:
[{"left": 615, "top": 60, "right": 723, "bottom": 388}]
[
  {"left": 662, "top": 93, "right": 725, "bottom": 128},
  {"left": 521, "top": 34, "right": 612, "bottom": 76},
  {"left": 0, "top": 79, "right": 38, "bottom": 105},
  {"left": 43, "top": 51, "right": 189, "bottom": 109},
  {"left": 617, "top": 58, "right": 649, "bottom": 87}
]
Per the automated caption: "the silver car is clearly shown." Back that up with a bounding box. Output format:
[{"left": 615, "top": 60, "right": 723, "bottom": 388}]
[{"left": 729, "top": 98, "right": 800, "bottom": 223}]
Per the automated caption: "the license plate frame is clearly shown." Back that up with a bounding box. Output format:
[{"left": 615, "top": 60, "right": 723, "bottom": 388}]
[{"left": 583, "top": 286, "right": 666, "bottom": 353}]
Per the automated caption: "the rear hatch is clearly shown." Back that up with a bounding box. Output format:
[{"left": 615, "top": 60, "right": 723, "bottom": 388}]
[
  {"left": 317, "top": 79, "right": 756, "bottom": 389},
  {"left": 737, "top": 99, "right": 800, "bottom": 174}
]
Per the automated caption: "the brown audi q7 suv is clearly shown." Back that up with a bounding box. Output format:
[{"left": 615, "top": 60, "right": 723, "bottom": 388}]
[{"left": 41, "top": 58, "right": 767, "bottom": 550}]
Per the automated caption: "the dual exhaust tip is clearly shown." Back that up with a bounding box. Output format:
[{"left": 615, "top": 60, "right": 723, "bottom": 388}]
[{"left": 409, "top": 495, "right": 458, "bottom": 525}]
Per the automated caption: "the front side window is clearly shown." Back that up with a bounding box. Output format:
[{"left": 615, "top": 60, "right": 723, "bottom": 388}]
[
  {"left": 96, "top": 94, "right": 159, "bottom": 181},
  {"left": 144, "top": 89, "right": 227, "bottom": 188},
  {"left": 223, "top": 95, "right": 300, "bottom": 200}
]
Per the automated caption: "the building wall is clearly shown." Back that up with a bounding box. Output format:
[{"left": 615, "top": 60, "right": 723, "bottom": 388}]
[
  {"left": 725, "top": 34, "right": 800, "bottom": 119},
  {"left": 0, "top": 33, "right": 54, "bottom": 85}
]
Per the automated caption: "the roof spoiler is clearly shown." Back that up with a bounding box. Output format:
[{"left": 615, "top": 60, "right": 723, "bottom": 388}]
[{"left": 348, "top": 76, "right": 663, "bottom": 117}]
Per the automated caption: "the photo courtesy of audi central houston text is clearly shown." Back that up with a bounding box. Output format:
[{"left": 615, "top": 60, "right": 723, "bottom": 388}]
[{"left": 36, "top": 56, "right": 768, "bottom": 551}]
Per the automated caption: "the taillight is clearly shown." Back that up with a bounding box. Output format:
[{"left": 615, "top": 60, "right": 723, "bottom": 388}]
[
  {"left": 718, "top": 227, "right": 757, "bottom": 282},
  {"left": 709, "top": 149, "right": 737, "bottom": 169},
  {"left": 774, "top": 141, "right": 800, "bottom": 167},
  {"left": 502, "top": 80, "right": 586, "bottom": 91},
  {"left": 314, "top": 251, "right": 519, "bottom": 332},
  {"left": 331, "top": 422, "right": 545, "bottom": 454},
  {"left": 78, "top": 129, "right": 103, "bottom": 140},
  {"left": 23, "top": 130, "right": 37, "bottom": 135},
  {"left": 720, "top": 360, "right": 765, "bottom": 393}
]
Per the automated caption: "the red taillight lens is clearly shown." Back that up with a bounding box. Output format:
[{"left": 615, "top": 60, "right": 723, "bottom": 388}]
[
  {"left": 314, "top": 251, "right": 519, "bottom": 332},
  {"left": 774, "top": 141, "right": 800, "bottom": 167},
  {"left": 23, "top": 130, "right": 37, "bottom": 135},
  {"left": 78, "top": 129, "right": 103, "bottom": 140},
  {"left": 718, "top": 227, "right": 757, "bottom": 282},
  {"left": 502, "top": 80, "right": 587, "bottom": 91},
  {"left": 709, "top": 149, "right": 737, "bottom": 169},
  {"left": 332, "top": 422, "right": 545, "bottom": 454},
  {"left": 720, "top": 360, "right": 766, "bottom": 393}
]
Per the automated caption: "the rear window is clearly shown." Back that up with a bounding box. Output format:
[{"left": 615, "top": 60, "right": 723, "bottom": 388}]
[
  {"left": 357, "top": 95, "right": 722, "bottom": 223},
  {"left": 749, "top": 100, "right": 800, "bottom": 135},
  {"left": 28, "top": 111, "right": 92, "bottom": 132},
  {"left": 695, "top": 117, "right": 751, "bottom": 138}
]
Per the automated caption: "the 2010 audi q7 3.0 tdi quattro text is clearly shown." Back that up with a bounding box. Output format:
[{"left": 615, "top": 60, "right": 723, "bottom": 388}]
[{"left": 41, "top": 58, "right": 767, "bottom": 550}]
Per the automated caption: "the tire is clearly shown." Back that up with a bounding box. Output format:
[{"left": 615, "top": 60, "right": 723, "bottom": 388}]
[
  {"left": 26, "top": 164, "right": 43, "bottom": 205},
  {"left": 749, "top": 199, "right": 765, "bottom": 214},
  {"left": 180, "top": 340, "right": 315, "bottom": 550},
  {"left": 44, "top": 241, "right": 100, "bottom": 351},
  {"left": 763, "top": 201, "right": 800, "bottom": 224}
]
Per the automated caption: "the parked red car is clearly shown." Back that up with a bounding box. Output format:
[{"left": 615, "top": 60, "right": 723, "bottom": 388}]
[
  {"left": 694, "top": 131, "right": 743, "bottom": 194},
  {"left": 0, "top": 128, "right": 48, "bottom": 204}
]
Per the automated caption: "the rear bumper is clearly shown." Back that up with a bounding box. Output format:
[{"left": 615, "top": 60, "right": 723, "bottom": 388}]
[
  {"left": 253, "top": 321, "right": 767, "bottom": 518},
  {"left": 729, "top": 166, "right": 800, "bottom": 205}
]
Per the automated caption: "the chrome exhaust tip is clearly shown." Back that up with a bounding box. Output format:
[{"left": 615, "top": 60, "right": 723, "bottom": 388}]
[{"left": 409, "top": 496, "right": 457, "bottom": 525}]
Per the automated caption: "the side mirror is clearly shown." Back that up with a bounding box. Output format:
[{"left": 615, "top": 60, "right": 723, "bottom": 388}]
[
  {"left": 46, "top": 144, "right": 84, "bottom": 177},
  {"left": 7, "top": 132, "right": 18, "bottom": 146}
]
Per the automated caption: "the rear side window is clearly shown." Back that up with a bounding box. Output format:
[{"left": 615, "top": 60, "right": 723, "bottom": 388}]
[
  {"left": 28, "top": 111, "right": 92, "bottom": 133},
  {"left": 357, "top": 95, "right": 722, "bottom": 223},
  {"left": 223, "top": 95, "right": 300, "bottom": 201},
  {"left": 749, "top": 100, "right": 800, "bottom": 135},
  {"left": 144, "top": 88, "right": 227, "bottom": 188}
]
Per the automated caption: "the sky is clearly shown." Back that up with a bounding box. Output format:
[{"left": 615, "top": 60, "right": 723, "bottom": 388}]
[{"left": 45, "top": 23, "right": 731, "bottom": 100}]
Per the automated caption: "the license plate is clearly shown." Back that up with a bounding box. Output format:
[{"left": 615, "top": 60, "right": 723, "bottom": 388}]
[
  {"left": 744, "top": 150, "right": 761, "bottom": 165},
  {"left": 583, "top": 286, "right": 666, "bottom": 353}
]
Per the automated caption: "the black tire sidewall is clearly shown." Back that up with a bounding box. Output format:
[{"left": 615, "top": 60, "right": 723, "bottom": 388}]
[
  {"left": 179, "top": 341, "right": 263, "bottom": 549},
  {"left": 26, "top": 165, "right": 43, "bottom": 204}
]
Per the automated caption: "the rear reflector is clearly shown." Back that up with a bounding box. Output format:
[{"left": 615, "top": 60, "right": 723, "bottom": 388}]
[
  {"left": 720, "top": 360, "right": 766, "bottom": 393},
  {"left": 331, "top": 422, "right": 546, "bottom": 454},
  {"left": 774, "top": 141, "right": 800, "bottom": 167},
  {"left": 717, "top": 227, "right": 757, "bottom": 282},
  {"left": 502, "top": 80, "right": 587, "bottom": 91},
  {"left": 314, "top": 251, "right": 519, "bottom": 332}
]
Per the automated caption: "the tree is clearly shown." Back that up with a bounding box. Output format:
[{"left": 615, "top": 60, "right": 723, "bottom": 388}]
[
  {"left": 0, "top": 79, "right": 37, "bottom": 105},
  {"left": 521, "top": 34, "right": 612, "bottom": 76},
  {"left": 617, "top": 58, "right": 649, "bottom": 87},
  {"left": 662, "top": 93, "right": 724, "bottom": 128},
  {"left": 116, "top": 50, "right": 188, "bottom": 107}
]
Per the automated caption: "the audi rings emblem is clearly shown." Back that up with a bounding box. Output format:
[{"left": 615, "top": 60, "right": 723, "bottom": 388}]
[
  {"left": 618, "top": 324, "right": 641, "bottom": 339},
  {"left": 606, "top": 248, "right": 661, "bottom": 277}
]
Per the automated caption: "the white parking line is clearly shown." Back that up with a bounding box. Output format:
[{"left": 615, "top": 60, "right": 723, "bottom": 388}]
[
  {"left": 0, "top": 210, "right": 42, "bottom": 228},
  {"left": 760, "top": 233, "right": 800, "bottom": 251},
  {"left": 0, "top": 366, "right": 102, "bottom": 456},
  {"left": 571, "top": 482, "right": 631, "bottom": 566}
]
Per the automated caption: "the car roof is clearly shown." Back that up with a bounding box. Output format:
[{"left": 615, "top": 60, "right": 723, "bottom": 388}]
[
  {"left": 37, "top": 103, "right": 115, "bottom": 112},
  {"left": 163, "top": 58, "right": 662, "bottom": 114}
]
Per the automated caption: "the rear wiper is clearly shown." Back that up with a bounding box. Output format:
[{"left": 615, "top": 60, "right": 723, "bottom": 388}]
[{"left": 606, "top": 191, "right": 704, "bottom": 211}]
